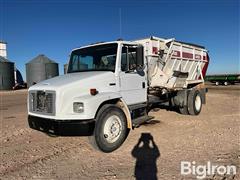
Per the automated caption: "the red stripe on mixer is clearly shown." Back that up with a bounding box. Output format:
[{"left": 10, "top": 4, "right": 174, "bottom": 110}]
[{"left": 182, "top": 52, "right": 193, "bottom": 59}]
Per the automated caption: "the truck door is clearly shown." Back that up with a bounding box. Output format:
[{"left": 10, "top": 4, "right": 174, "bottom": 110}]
[{"left": 119, "top": 45, "right": 147, "bottom": 105}]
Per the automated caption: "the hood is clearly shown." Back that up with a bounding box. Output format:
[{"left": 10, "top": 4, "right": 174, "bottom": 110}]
[{"left": 29, "top": 71, "right": 115, "bottom": 91}]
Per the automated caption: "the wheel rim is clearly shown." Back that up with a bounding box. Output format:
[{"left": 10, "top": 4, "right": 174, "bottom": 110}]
[
  {"left": 103, "top": 115, "right": 122, "bottom": 143},
  {"left": 195, "top": 94, "right": 201, "bottom": 112}
]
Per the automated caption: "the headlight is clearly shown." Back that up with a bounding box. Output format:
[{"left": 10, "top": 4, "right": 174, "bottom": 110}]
[{"left": 73, "top": 102, "right": 84, "bottom": 113}]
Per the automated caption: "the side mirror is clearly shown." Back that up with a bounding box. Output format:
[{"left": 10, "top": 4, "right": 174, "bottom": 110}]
[{"left": 136, "top": 45, "right": 144, "bottom": 67}]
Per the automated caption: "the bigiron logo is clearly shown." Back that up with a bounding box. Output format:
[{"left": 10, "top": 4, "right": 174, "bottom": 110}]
[{"left": 180, "top": 161, "right": 237, "bottom": 179}]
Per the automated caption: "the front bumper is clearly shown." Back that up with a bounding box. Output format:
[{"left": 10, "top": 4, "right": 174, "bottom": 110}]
[{"left": 28, "top": 115, "right": 95, "bottom": 136}]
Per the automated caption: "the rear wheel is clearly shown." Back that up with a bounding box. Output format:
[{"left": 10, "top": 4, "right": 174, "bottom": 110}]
[
  {"left": 215, "top": 81, "right": 219, "bottom": 86},
  {"left": 89, "top": 105, "right": 129, "bottom": 153},
  {"left": 188, "top": 90, "right": 202, "bottom": 115},
  {"left": 224, "top": 81, "right": 228, "bottom": 86}
]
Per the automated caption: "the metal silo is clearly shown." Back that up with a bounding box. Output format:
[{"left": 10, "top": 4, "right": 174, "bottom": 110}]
[
  {"left": 26, "top": 54, "right": 59, "bottom": 87},
  {"left": 0, "top": 56, "right": 15, "bottom": 90},
  {"left": 64, "top": 63, "right": 68, "bottom": 74}
]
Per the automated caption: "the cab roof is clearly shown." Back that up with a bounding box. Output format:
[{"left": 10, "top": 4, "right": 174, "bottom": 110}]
[{"left": 71, "top": 40, "right": 139, "bottom": 52}]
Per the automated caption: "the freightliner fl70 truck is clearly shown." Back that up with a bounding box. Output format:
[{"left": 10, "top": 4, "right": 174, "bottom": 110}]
[{"left": 28, "top": 36, "right": 209, "bottom": 152}]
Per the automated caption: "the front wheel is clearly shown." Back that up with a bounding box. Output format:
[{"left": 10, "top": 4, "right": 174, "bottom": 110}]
[{"left": 89, "top": 105, "right": 129, "bottom": 153}]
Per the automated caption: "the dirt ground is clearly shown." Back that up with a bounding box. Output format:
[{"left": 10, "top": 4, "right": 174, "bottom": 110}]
[{"left": 0, "top": 85, "right": 239, "bottom": 180}]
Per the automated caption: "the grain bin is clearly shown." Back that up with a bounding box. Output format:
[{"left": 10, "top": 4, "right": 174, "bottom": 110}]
[
  {"left": 0, "top": 56, "right": 15, "bottom": 90},
  {"left": 64, "top": 64, "right": 68, "bottom": 74},
  {"left": 26, "top": 54, "right": 59, "bottom": 87}
]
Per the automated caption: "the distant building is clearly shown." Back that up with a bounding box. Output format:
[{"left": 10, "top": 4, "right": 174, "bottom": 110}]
[{"left": 0, "top": 41, "right": 7, "bottom": 59}]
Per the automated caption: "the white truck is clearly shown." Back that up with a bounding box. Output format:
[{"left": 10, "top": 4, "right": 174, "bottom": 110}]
[{"left": 28, "top": 36, "right": 209, "bottom": 152}]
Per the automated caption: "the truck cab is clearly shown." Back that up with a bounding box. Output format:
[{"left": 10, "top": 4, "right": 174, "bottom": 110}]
[{"left": 28, "top": 41, "right": 148, "bottom": 152}]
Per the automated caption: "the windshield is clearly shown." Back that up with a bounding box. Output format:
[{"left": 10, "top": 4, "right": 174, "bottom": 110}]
[{"left": 68, "top": 43, "right": 118, "bottom": 73}]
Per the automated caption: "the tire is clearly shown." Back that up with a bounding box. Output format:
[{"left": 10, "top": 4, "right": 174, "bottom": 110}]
[
  {"left": 188, "top": 90, "right": 202, "bottom": 115},
  {"left": 224, "top": 81, "right": 228, "bottom": 86},
  {"left": 215, "top": 82, "right": 219, "bottom": 86},
  {"left": 179, "top": 106, "right": 189, "bottom": 115},
  {"left": 89, "top": 104, "right": 129, "bottom": 153}
]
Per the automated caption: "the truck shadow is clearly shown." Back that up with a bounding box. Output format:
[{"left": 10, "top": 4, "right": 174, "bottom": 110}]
[
  {"left": 149, "top": 103, "right": 181, "bottom": 114},
  {"left": 142, "top": 119, "right": 161, "bottom": 126},
  {"left": 132, "top": 133, "right": 160, "bottom": 180}
]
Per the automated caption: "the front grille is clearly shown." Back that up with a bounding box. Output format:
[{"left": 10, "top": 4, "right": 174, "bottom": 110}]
[{"left": 29, "top": 90, "right": 55, "bottom": 115}]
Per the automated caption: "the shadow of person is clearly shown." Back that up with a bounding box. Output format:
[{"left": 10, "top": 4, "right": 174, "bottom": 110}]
[{"left": 132, "top": 133, "right": 160, "bottom": 180}]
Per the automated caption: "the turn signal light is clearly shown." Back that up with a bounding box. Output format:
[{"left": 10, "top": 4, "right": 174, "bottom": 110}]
[{"left": 90, "top": 88, "right": 98, "bottom": 95}]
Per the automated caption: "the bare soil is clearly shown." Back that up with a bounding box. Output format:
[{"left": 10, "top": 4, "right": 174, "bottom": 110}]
[{"left": 0, "top": 85, "right": 239, "bottom": 180}]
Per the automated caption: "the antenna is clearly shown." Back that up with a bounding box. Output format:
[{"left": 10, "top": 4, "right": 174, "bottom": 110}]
[{"left": 119, "top": 8, "right": 122, "bottom": 38}]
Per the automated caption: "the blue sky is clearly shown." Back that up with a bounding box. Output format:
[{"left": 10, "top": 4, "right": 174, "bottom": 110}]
[{"left": 0, "top": 0, "right": 239, "bottom": 79}]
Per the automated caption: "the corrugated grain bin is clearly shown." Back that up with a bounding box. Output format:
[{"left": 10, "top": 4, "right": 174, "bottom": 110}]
[
  {"left": 26, "top": 54, "right": 59, "bottom": 87},
  {"left": 64, "top": 63, "right": 68, "bottom": 74},
  {"left": 0, "top": 56, "right": 15, "bottom": 90}
]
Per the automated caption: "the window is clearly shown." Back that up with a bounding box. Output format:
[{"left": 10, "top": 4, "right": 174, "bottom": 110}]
[
  {"left": 68, "top": 43, "right": 118, "bottom": 73},
  {"left": 121, "top": 46, "right": 137, "bottom": 72},
  {"left": 70, "top": 54, "right": 91, "bottom": 72}
]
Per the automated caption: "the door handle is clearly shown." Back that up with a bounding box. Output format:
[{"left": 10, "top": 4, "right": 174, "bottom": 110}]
[
  {"left": 109, "top": 83, "right": 116, "bottom": 86},
  {"left": 142, "top": 82, "right": 145, "bottom": 88}
]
